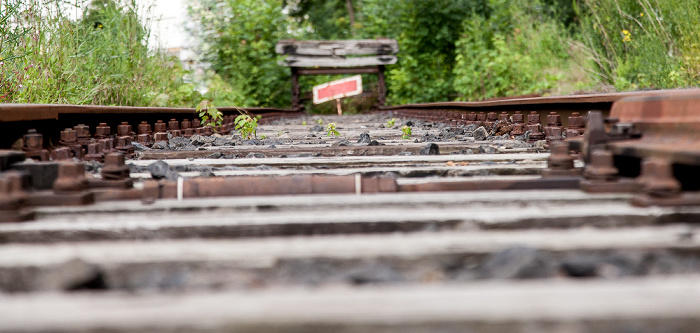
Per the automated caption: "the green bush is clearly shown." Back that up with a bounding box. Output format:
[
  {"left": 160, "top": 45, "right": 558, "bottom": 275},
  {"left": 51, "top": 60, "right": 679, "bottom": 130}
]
[
  {"left": 187, "top": 0, "right": 291, "bottom": 107},
  {"left": 361, "top": 0, "right": 487, "bottom": 104},
  {"left": 452, "top": 0, "right": 574, "bottom": 100}
]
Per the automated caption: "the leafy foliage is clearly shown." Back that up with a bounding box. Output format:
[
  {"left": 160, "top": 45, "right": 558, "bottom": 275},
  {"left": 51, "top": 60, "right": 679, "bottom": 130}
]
[
  {"left": 387, "top": 118, "right": 396, "bottom": 127},
  {"left": 361, "top": 0, "right": 487, "bottom": 104},
  {"left": 326, "top": 122, "right": 340, "bottom": 137},
  {"left": 453, "top": 0, "right": 572, "bottom": 100},
  {"left": 187, "top": 0, "right": 291, "bottom": 107},
  {"left": 196, "top": 100, "right": 223, "bottom": 128},
  {"left": 401, "top": 125, "right": 412, "bottom": 140},
  {"left": 235, "top": 113, "right": 261, "bottom": 139}
]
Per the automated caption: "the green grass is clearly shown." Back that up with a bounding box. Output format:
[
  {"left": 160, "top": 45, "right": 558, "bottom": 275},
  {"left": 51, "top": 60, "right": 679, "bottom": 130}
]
[{"left": 0, "top": 0, "right": 194, "bottom": 106}]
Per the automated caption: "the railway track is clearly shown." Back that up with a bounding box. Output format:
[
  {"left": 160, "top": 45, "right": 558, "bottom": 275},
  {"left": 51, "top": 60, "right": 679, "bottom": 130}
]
[{"left": 2, "top": 89, "right": 700, "bottom": 332}]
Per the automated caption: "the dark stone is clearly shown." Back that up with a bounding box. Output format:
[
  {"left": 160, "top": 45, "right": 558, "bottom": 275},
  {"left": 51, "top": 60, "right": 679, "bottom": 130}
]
[
  {"left": 419, "top": 143, "right": 440, "bottom": 155},
  {"left": 213, "top": 137, "right": 234, "bottom": 146},
  {"left": 342, "top": 263, "right": 404, "bottom": 285},
  {"left": 132, "top": 142, "right": 150, "bottom": 151},
  {"left": 152, "top": 141, "right": 169, "bottom": 150},
  {"left": 148, "top": 160, "right": 179, "bottom": 181},
  {"left": 310, "top": 125, "right": 324, "bottom": 132},
  {"left": 242, "top": 139, "right": 263, "bottom": 146},
  {"left": 205, "top": 152, "right": 223, "bottom": 159},
  {"left": 84, "top": 161, "right": 103, "bottom": 173},
  {"left": 464, "top": 124, "right": 477, "bottom": 132},
  {"left": 332, "top": 140, "right": 350, "bottom": 147},
  {"left": 357, "top": 132, "right": 371, "bottom": 144},
  {"left": 200, "top": 170, "right": 215, "bottom": 177},
  {"left": 561, "top": 256, "right": 599, "bottom": 278},
  {"left": 479, "top": 246, "right": 555, "bottom": 279},
  {"left": 473, "top": 126, "right": 488, "bottom": 141},
  {"left": 189, "top": 135, "right": 207, "bottom": 146},
  {"left": 404, "top": 121, "right": 414, "bottom": 127},
  {"left": 246, "top": 152, "right": 266, "bottom": 158},
  {"left": 368, "top": 140, "right": 383, "bottom": 146},
  {"left": 128, "top": 164, "right": 142, "bottom": 174},
  {"left": 478, "top": 146, "right": 496, "bottom": 154},
  {"left": 169, "top": 136, "right": 191, "bottom": 149}
]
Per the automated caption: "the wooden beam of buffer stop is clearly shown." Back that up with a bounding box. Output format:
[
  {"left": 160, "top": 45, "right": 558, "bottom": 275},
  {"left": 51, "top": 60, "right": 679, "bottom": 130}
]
[{"left": 276, "top": 39, "right": 399, "bottom": 108}]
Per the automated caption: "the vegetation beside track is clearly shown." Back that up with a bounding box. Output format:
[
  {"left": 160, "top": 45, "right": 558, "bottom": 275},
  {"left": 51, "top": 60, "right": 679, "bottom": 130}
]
[{"left": 1, "top": 0, "right": 698, "bottom": 108}]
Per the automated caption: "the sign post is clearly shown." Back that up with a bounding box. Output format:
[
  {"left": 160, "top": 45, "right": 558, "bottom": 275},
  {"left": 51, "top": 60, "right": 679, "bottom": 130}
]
[{"left": 312, "top": 75, "right": 363, "bottom": 116}]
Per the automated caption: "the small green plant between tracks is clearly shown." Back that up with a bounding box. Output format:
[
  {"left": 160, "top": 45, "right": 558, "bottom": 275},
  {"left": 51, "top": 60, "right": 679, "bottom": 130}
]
[
  {"left": 235, "top": 112, "right": 261, "bottom": 140},
  {"left": 196, "top": 100, "right": 223, "bottom": 129},
  {"left": 387, "top": 118, "right": 396, "bottom": 128},
  {"left": 401, "top": 125, "right": 412, "bottom": 140},
  {"left": 326, "top": 123, "right": 340, "bottom": 137}
]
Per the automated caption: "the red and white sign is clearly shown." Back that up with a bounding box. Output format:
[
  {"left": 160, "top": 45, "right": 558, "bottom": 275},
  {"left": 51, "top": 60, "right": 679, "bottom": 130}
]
[{"left": 312, "top": 75, "right": 363, "bottom": 104}]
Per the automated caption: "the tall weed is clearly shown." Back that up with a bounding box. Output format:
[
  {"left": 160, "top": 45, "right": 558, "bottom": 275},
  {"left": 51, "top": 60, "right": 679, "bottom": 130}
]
[
  {"left": 576, "top": 0, "right": 700, "bottom": 90},
  {"left": 0, "top": 0, "right": 190, "bottom": 106}
]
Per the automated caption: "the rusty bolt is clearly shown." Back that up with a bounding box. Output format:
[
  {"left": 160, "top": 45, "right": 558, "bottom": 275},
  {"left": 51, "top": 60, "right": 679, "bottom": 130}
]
[
  {"left": 527, "top": 111, "right": 541, "bottom": 124},
  {"left": 487, "top": 112, "right": 498, "bottom": 122},
  {"left": 511, "top": 123, "right": 526, "bottom": 136},
  {"left": 23, "top": 129, "right": 43, "bottom": 150},
  {"left": 204, "top": 124, "right": 214, "bottom": 136},
  {"left": 74, "top": 124, "right": 90, "bottom": 138},
  {"left": 138, "top": 133, "right": 153, "bottom": 146},
  {"left": 60, "top": 128, "right": 78, "bottom": 144},
  {"left": 181, "top": 119, "right": 191, "bottom": 130},
  {"left": 53, "top": 162, "right": 89, "bottom": 193},
  {"left": 512, "top": 111, "right": 524, "bottom": 124},
  {"left": 154, "top": 132, "right": 168, "bottom": 142},
  {"left": 569, "top": 112, "right": 584, "bottom": 129},
  {"left": 170, "top": 129, "right": 182, "bottom": 137},
  {"left": 154, "top": 120, "right": 167, "bottom": 133},
  {"left": 95, "top": 123, "right": 111, "bottom": 138},
  {"left": 638, "top": 158, "right": 681, "bottom": 198},
  {"left": 476, "top": 112, "right": 487, "bottom": 122},
  {"left": 498, "top": 112, "right": 509, "bottom": 122},
  {"left": 51, "top": 147, "right": 72, "bottom": 161},
  {"left": 84, "top": 143, "right": 104, "bottom": 162},
  {"left": 192, "top": 119, "right": 202, "bottom": 128},
  {"left": 116, "top": 136, "right": 132, "bottom": 148},
  {"left": 195, "top": 128, "right": 204, "bottom": 135},
  {"left": 583, "top": 149, "right": 618, "bottom": 182},
  {"left": 168, "top": 119, "right": 179, "bottom": 131},
  {"left": 526, "top": 124, "right": 545, "bottom": 141},
  {"left": 545, "top": 126, "right": 564, "bottom": 142},
  {"left": 184, "top": 128, "right": 194, "bottom": 138},
  {"left": 102, "top": 153, "right": 130, "bottom": 180},
  {"left": 467, "top": 112, "right": 477, "bottom": 122},
  {"left": 117, "top": 122, "right": 132, "bottom": 137},
  {"left": 547, "top": 141, "right": 574, "bottom": 170},
  {"left": 138, "top": 121, "right": 152, "bottom": 135},
  {"left": 547, "top": 112, "right": 562, "bottom": 127},
  {"left": 98, "top": 138, "right": 114, "bottom": 153}
]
